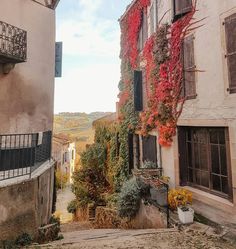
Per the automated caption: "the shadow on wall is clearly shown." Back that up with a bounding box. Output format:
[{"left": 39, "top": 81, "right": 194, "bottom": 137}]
[{"left": 0, "top": 70, "right": 52, "bottom": 133}]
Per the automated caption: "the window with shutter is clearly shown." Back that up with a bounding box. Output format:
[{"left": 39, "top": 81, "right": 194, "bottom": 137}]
[
  {"left": 182, "top": 35, "right": 196, "bottom": 99},
  {"left": 134, "top": 70, "right": 143, "bottom": 111},
  {"left": 225, "top": 13, "right": 236, "bottom": 94},
  {"left": 173, "top": 0, "right": 192, "bottom": 22},
  {"left": 142, "top": 135, "right": 157, "bottom": 167}
]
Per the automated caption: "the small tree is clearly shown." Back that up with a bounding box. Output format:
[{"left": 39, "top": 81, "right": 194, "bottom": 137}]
[{"left": 72, "top": 143, "right": 110, "bottom": 208}]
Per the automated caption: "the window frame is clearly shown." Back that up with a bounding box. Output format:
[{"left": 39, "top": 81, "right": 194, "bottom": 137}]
[
  {"left": 178, "top": 126, "right": 233, "bottom": 200},
  {"left": 172, "top": 0, "right": 192, "bottom": 22}
]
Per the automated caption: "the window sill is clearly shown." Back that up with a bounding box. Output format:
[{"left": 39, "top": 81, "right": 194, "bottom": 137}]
[{"left": 182, "top": 186, "right": 234, "bottom": 207}]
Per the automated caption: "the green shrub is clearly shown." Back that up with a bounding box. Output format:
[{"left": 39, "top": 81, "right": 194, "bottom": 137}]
[
  {"left": 80, "top": 143, "right": 106, "bottom": 170},
  {"left": 117, "top": 178, "right": 141, "bottom": 219},
  {"left": 67, "top": 200, "right": 78, "bottom": 214},
  {"left": 15, "top": 233, "right": 32, "bottom": 247}
]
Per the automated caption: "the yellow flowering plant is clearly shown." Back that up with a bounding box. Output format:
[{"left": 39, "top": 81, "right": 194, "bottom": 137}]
[{"left": 168, "top": 188, "right": 192, "bottom": 211}]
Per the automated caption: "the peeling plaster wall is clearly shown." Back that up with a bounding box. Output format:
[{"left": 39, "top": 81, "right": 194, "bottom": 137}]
[{"left": 0, "top": 0, "right": 55, "bottom": 134}]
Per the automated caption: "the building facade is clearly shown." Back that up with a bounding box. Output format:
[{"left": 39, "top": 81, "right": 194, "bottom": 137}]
[
  {"left": 0, "top": 0, "right": 59, "bottom": 240},
  {"left": 119, "top": 0, "right": 236, "bottom": 225},
  {"left": 52, "top": 135, "right": 76, "bottom": 184}
]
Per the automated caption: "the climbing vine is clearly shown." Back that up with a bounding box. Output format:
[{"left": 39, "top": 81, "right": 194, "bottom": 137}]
[{"left": 119, "top": 0, "right": 197, "bottom": 146}]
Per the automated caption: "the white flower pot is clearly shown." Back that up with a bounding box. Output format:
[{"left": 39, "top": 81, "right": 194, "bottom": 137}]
[{"left": 177, "top": 206, "right": 194, "bottom": 224}]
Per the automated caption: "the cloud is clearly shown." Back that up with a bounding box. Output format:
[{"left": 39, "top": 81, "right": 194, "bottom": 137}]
[
  {"left": 57, "top": 19, "right": 120, "bottom": 58},
  {"left": 54, "top": 0, "right": 125, "bottom": 113},
  {"left": 55, "top": 63, "right": 120, "bottom": 113},
  {"left": 56, "top": 0, "right": 120, "bottom": 58}
]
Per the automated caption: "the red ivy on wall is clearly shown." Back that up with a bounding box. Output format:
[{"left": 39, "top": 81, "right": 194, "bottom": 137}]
[
  {"left": 119, "top": 0, "right": 197, "bottom": 146},
  {"left": 120, "top": 0, "right": 150, "bottom": 69}
]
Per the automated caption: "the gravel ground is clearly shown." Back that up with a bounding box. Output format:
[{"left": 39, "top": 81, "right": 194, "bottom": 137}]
[{"left": 34, "top": 228, "right": 236, "bottom": 249}]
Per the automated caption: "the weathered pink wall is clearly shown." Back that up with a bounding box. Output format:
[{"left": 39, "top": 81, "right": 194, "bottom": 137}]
[{"left": 0, "top": 0, "right": 55, "bottom": 134}]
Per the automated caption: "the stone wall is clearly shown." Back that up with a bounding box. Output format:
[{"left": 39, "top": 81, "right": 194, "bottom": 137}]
[{"left": 0, "top": 164, "right": 55, "bottom": 241}]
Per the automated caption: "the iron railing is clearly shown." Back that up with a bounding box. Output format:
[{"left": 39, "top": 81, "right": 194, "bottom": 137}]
[
  {"left": 0, "top": 21, "right": 27, "bottom": 63},
  {"left": 0, "top": 131, "right": 52, "bottom": 181}
]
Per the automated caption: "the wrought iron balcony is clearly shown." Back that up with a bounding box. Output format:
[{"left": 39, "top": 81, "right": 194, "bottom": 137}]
[
  {"left": 0, "top": 131, "right": 52, "bottom": 181},
  {"left": 0, "top": 21, "right": 27, "bottom": 63}
]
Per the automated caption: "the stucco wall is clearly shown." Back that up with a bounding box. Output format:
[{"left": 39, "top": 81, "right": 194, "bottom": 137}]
[
  {"left": 0, "top": 164, "right": 55, "bottom": 241},
  {"left": 0, "top": 0, "right": 55, "bottom": 134},
  {"left": 142, "top": 0, "right": 236, "bottom": 224}
]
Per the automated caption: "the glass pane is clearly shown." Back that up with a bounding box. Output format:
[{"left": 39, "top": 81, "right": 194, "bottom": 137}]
[
  {"left": 198, "top": 130, "right": 207, "bottom": 143},
  {"left": 211, "top": 145, "right": 220, "bottom": 174},
  {"left": 187, "top": 130, "right": 191, "bottom": 141},
  {"left": 187, "top": 142, "right": 192, "bottom": 167},
  {"left": 220, "top": 146, "right": 228, "bottom": 176},
  {"left": 188, "top": 168, "right": 193, "bottom": 183},
  {"left": 199, "top": 144, "right": 208, "bottom": 170},
  {"left": 212, "top": 174, "right": 221, "bottom": 192},
  {"left": 209, "top": 129, "right": 218, "bottom": 144},
  {"left": 201, "top": 171, "right": 209, "bottom": 188},
  {"left": 193, "top": 130, "right": 197, "bottom": 142},
  {"left": 221, "top": 177, "right": 229, "bottom": 194},
  {"left": 196, "top": 170, "right": 201, "bottom": 185},
  {"left": 194, "top": 143, "right": 199, "bottom": 168},
  {"left": 218, "top": 130, "right": 225, "bottom": 145}
]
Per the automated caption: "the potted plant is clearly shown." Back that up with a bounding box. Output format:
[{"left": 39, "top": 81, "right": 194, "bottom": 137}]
[
  {"left": 168, "top": 188, "right": 194, "bottom": 224},
  {"left": 177, "top": 205, "right": 194, "bottom": 224}
]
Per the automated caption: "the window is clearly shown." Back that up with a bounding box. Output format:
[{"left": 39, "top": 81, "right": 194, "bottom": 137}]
[
  {"left": 138, "top": 10, "right": 148, "bottom": 51},
  {"left": 182, "top": 35, "right": 196, "bottom": 99},
  {"left": 225, "top": 13, "right": 236, "bottom": 93},
  {"left": 134, "top": 70, "right": 143, "bottom": 111},
  {"left": 142, "top": 135, "right": 157, "bottom": 167},
  {"left": 178, "top": 127, "right": 232, "bottom": 199},
  {"left": 173, "top": 0, "right": 192, "bottom": 22}
]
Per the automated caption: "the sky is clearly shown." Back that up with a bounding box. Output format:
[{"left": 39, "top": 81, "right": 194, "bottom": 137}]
[{"left": 54, "top": 0, "right": 131, "bottom": 114}]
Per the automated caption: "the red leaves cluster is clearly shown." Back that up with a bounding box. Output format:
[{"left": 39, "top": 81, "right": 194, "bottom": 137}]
[
  {"left": 119, "top": 0, "right": 197, "bottom": 146},
  {"left": 140, "top": 6, "right": 197, "bottom": 146},
  {"left": 121, "top": 0, "right": 150, "bottom": 69}
]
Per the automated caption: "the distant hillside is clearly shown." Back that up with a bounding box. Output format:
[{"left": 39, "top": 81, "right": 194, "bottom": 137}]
[{"left": 53, "top": 112, "right": 112, "bottom": 155}]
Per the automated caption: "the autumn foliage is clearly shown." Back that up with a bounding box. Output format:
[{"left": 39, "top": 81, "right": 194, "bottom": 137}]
[{"left": 119, "top": 0, "right": 197, "bottom": 146}]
